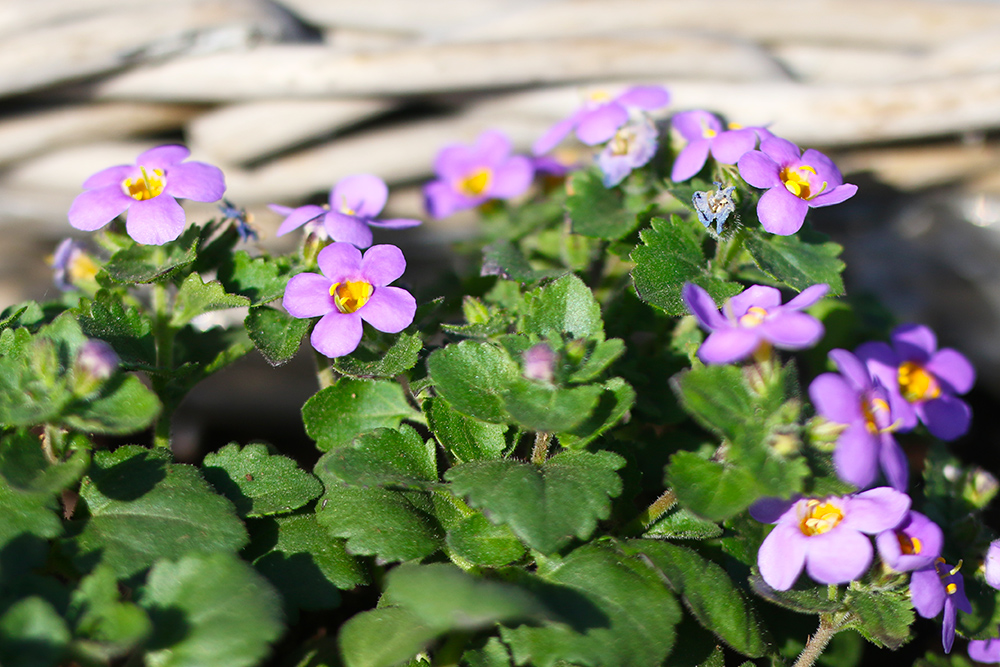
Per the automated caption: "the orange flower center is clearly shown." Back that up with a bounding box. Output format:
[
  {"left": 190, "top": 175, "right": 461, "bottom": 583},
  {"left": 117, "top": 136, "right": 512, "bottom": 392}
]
[
  {"left": 330, "top": 280, "right": 373, "bottom": 314},
  {"left": 898, "top": 361, "right": 941, "bottom": 403},
  {"left": 780, "top": 165, "right": 827, "bottom": 200},
  {"left": 738, "top": 306, "right": 769, "bottom": 328},
  {"left": 897, "top": 532, "right": 923, "bottom": 555},
  {"left": 122, "top": 166, "right": 166, "bottom": 201},
  {"left": 861, "top": 397, "right": 892, "bottom": 434},
  {"left": 457, "top": 168, "right": 492, "bottom": 197},
  {"left": 799, "top": 499, "right": 844, "bottom": 536}
]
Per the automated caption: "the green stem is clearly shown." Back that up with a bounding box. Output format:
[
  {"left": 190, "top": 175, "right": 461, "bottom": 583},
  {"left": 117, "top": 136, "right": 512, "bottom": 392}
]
[
  {"left": 714, "top": 227, "right": 746, "bottom": 274},
  {"left": 531, "top": 432, "right": 551, "bottom": 465},
  {"left": 314, "top": 350, "right": 336, "bottom": 390},
  {"left": 433, "top": 632, "right": 471, "bottom": 667},
  {"left": 792, "top": 614, "right": 845, "bottom": 667},
  {"left": 151, "top": 282, "right": 175, "bottom": 449},
  {"left": 623, "top": 489, "right": 678, "bottom": 535}
]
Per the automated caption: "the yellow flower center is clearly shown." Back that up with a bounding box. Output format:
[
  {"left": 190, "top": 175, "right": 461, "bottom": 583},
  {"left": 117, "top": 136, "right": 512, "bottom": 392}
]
[
  {"left": 609, "top": 127, "right": 634, "bottom": 156},
  {"left": 69, "top": 253, "right": 99, "bottom": 283},
  {"left": 897, "top": 532, "right": 923, "bottom": 555},
  {"left": 703, "top": 127, "right": 717, "bottom": 139},
  {"left": 738, "top": 306, "right": 769, "bottom": 328},
  {"left": 799, "top": 499, "right": 844, "bottom": 536},
  {"left": 330, "top": 280, "right": 373, "bottom": 314},
  {"left": 861, "top": 397, "right": 892, "bottom": 434},
  {"left": 780, "top": 165, "right": 827, "bottom": 200},
  {"left": 728, "top": 122, "right": 744, "bottom": 130},
  {"left": 457, "top": 168, "right": 492, "bottom": 197},
  {"left": 898, "top": 361, "right": 941, "bottom": 403},
  {"left": 588, "top": 90, "right": 612, "bottom": 103},
  {"left": 122, "top": 166, "right": 166, "bottom": 201}
]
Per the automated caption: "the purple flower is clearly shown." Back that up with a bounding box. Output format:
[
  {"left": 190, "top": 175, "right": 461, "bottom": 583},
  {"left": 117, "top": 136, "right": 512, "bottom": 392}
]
[
  {"left": 597, "top": 118, "right": 658, "bottom": 187},
  {"left": 737, "top": 137, "right": 857, "bottom": 235},
  {"left": 68, "top": 145, "right": 225, "bottom": 246},
  {"left": 533, "top": 86, "right": 670, "bottom": 155},
  {"left": 670, "top": 111, "right": 760, "bottom": 182},
  {"left": 523, "top": 343, "right": 556, "bottom": 383},
  {"left": 875, "top": 510, "right": 943, "bottom": 572},
  {"left": 969, "top": 631, "right": 1000, "bottom": 663},
  {"left": 856, "top": 324, "right": 975, "bottom": 441},
  {"left": 72, "top": 339, "right": 119, "bottom": 396},
  {"left": 424, "top": 130, "right": 534, "bottom": 219},
  {"left": 911, "top": 558, "right": 972, "bottom": 653},
  {"left": 283, "top": 243, "right": 416, "bottom": 358},
  {"left": 272, "top": 174, "right": 421, "bottom": 249},
  {"left": 50, "top": 238, "right": 99, "bottom": 291},
  {"left": 809, "top": 349, "right": 909, "bottom": 492},
  {"left": 986, "top": 540, "right": 1000, "bottom": 590},
  {"left": 682, "top": 282, "right": 828, "bottom": 365},
  {"left": 751, "top": 487, "right": 910, "bottom": 590}
]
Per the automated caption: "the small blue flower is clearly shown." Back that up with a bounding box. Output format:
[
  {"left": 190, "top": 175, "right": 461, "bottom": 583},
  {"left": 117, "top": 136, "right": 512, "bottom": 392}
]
[
  {"left": 219, "top": 198, "right": 258, "bottom": 242},
  {"left": 692, "top": 182, "right": 736, "bottom": 235}
]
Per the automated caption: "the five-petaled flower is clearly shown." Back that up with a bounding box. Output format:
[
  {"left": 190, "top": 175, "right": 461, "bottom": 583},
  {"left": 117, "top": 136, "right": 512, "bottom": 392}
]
[
  {"left": 809, "top": 349, "right": 909, "bottom": 492},
  {"left": 737, "top": 137, "right": 857, "bottom": 235},
  {"left": 670, "top": 110, "right": 761, "bottom": 182},
  {"left": 597, "top": 118, "right": 658, "bottom": 187},
  {"left": 969, "top": 629, "right": 1000, "bottom": 664},
  {"left": 50, "top": 238, "right": 99, "bottom": 291},
  {"left": 272, "top": 174, "right": 421, "bottom": 249},
  {"left": 533, "top": 85, "right": 670, "bottom": 156},
  {"left": 424, "top": 130, "right": 534, "bottom": 219},
  {"left": 856, "top": 324, "right": 975, "bottom": 441},
  {"left": 682, "top": 282, "right": 828, "bottom": 365},
  {"left": 751, "top": 487, "right": 911, "bottom": 590},
  {"left": 282, "top": 243, "right": 416, "bottom": 358},
  {"left": 910, "top": 558, "right": 971, "bottom": 654},
  {"left": 68, "top": 145, "right": 226, "bottom": 245},
  {"left": 875, "top": 510, "right": 943, "bottom": 572}
]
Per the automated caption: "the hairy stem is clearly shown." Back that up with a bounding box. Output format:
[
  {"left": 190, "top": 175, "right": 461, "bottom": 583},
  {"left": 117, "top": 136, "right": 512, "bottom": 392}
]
[
  {"left": 624, "top": 489, "right": 678, "bottom": 535},
  {"left": 314, "top": 350, "right": 336, "bottom": 390},
  {"left": 151, "top": 282, "right": 174, "bottom": 449},
  {"left": 792, "top": 614, "right": 843, "bottom": 667},
  {"left": 531, "top": 432, "right": 552, "bottom": 465}
]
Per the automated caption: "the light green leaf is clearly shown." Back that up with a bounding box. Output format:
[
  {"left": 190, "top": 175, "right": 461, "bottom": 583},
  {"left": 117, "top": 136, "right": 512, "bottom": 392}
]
[
  {"left": 0, "top": 597, "right": 71, "bottom": 667},
  {"left": 339, "top": 606, "right": 437, "bottom": 667},
  {"left": 446, "top": 513, "right": 526, "bottom": 567},
  {"left": 481, "top": 240, "right": 563, "bottom": 282},
  {"left": 61, "top": 374, "right": 161, "bottom": 435},
  {"left": 170, "top": 273, "right": 249, "bottom": 327},
  {"left": 102, "top": 228, "right": 198, "bottom": 284},
  {"left": 667, "top": 452, "right": 760, "bottom": 522},
  {"left": 303, "top": 378, "right": 421, "bottom": 451},
  {"left": 427, "top": 341, "right": 519, "bottom": 423},
  {"left": 75, "top": 291, "right": 156, "bottom": 367},
  {"left": 503, "top": 379, "right": 603, "bottom": 433},
  {"left": 522, "top": 274, "right": 603, "bottom": 340},
  {"left": 643, "top": 506, "right": 723, "bottom": 540},
  {"left": 557, "top": 377, "right": 635, "bottom": 449},
  {"left": 322, "top": 425, "right": 437, "bottom": 489},
  {"left": 202, "top": 443, "right": 323, "bottom": 518},
  {"left": 217, "top": 250, "right": 292, "bottom": 306},
  {"left": 845, "top": 588, "right": 913, "bottom": 650},
  {"left": 245, "top": 306, "right": 310, "bottom": 366}
]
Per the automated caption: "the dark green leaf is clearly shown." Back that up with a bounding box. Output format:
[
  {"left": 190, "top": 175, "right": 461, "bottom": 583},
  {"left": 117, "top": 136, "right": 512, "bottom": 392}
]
[
  {"left": 0, "top": 430, "right": 89, "bottom": 496},
  {"left": 140, "top": 553, "right": 284, "bottom": 667},
  {"left": 667, "top": 452, "right": 760, "bottom": 522},
  {"left": 446, "top": 513, "right": 526, "bottom": 567},
  {"left": 339, "top": 606, "right": 437, "bottom": 667},
  {"left": 75, "top": 291, "right": 156, "bottom": 367},
  {"left": 446, "top": 450, "right": 625, "bottom": 554},
  {"left": 566, "top": 338, "right": 625, "bottom": 383},
  {"left": 245, "top": 306, "right": 310, "bottom": 366},
  {"left": 426, "top": 396, "right": 508, "bottom": 463},
  {"left": 557, "top": 377, "right": 635, "bottom": 449},
  {"left": 217, "top": 250, "right": 291, "bottom": 306},
  {"left": 323, "top": 425, "right": 437, "bottom": 489},
  {"left": 102, "top": 228, "right": 198, "bottom": 284},
  {"left": 303, "top": 378, "right": 421, "bottom": 451},
  {"left": 427, "top": 341, "right": 519, "bottom": 423},
  {"left": 522, "top": 274, "right": 603, "bottom": 340},
  {"left": 566, "top": 169, "right": 640, "bottom": 240},
  {"left": 202, "top": 443, "right": 323, "bottom": 518},
  {"left": 630, "top": 216, "right": 742, "bottom": 315},
  {"left": 644, "top": 506, "right": 723, "bottom": 540},
  {"left": 67, "top": 564, "right": 152, "bottom": 662},
  {"left": 744, "top": 232, "right": 845, "bottom": 296},
  {"left": 61, "top": 374, "right": 161, "bottom": 435},
  {"left": 845, "top": 589, "right": 913, "bottom": 650},
  {"left": 748, "top": 572, "right": 841, "bottom": 614},
  {"left": 0, "top": 597, "right": 70, "bottom": 667},
  {"left": 503, "top": 379, "right": 602, "bottom": 433},
  {"left": 332, "top": 332, "right": 423, "bottom": 379},
  {"left": 0, "top": 474, "right": 62, "bottom": 551},
  {"left": 170, "top": 273, "right": 249, "bottom": 327},
  {"left": 463, "top": 637, "right": 514, "bottom": 667}
]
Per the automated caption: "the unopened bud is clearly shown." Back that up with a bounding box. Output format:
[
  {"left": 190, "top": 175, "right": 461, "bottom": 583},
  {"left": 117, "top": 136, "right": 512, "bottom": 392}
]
[
  {"left": 965, "top": 467, "right": 999, "bottom": 509},
  {"left": 72, "top": 340, "right": 119, "bottom": 396},
  {"left": 523, "top": 343, "right": 556, "bottom": 383}
]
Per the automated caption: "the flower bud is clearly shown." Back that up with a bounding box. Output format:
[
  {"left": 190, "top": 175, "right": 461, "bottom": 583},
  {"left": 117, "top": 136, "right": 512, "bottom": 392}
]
[
  {"left": 523, "top": 343, "right": 555, "bottom": 383},
  {"left": 72, "top": 340, "right": 119, "bottom": 396},
  {"left": 964, "top": 467, "right": 1000, "bottom": 510}
]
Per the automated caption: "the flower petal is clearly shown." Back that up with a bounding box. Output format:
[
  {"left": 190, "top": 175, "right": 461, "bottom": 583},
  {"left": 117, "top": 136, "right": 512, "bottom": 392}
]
[
  {"left": 833, "top": 423, "right": 879, "bottom": 489},
  {"left": 68, "top": 187, "right": 131, "bottom": 232},
  {"left": 758, "top": 522, "right": 807, "bottom": 591},
  {"left": 844, "top": 486, "right": 911, "bottom": 533},
  {"left": 800, "top": 148, "right": 845, "bottom": 189},
  {"left": 424, "top": 179, "right": 475, "bottom": 219},
  {"left": 125, "top": 196, "right": 186, "bottom": 245},
  {"left": 711, "top": 128, "right": 758, "bottom": 164},
  {"left": 986, "top": 540, "right": 1000, "bottom": 590},
  {"left": 533, "top": 111, "right": 583, "bottom": 155},
  {"left": 434, "top": 144, "right": 479, "bottom": 180},
  {"left": 332, "top": 174, "right": 388, "bottom": 218},
  {"left": 749, "top": 496, "right": 796, "bottom": 524},
  {"left": 756, "top": 187, "right": 809, "bottom": 235},
  {"left": 829, "top": 349, "right": 873, "bottom": 392},
  {"left": 697, "top": 328, "right": 761, "bottom": 365},
  {"left": 670, "top": 140, "right": 711, "bottom": 182},
  {"left": 324, "top": 211, "right": 374, "bottom": 248},
  {"left": 164, "top": 161, "right": 225, "bottom": 202},
  {"left": 311, "top": 311, "right": 363, "bottom": 358},
  {"left": 367, "top": 217, "right": 423, "bottom": 229},
  {"left": 919, "top": 394, "right": 972, "bottom": 441},
  {"left": 910, "top": 567, "right": 945, "bottom": 618},
  {"left": 892, "top": 323, "right": 936, "bottom": 363},
  {"left": 943, "top": 597, "right": 957, "bottom": 654},
  {"left": 737, "top": 150, "right": 781, "bottom": 189},
  {"left": 615, "top": 85, "right": 670, "bottom": 109},
  {"left": 489, "top": 156, "right": 534, "bottom": 199},
  {"left": 760, "top": 311, "right": 824, "bottom": 349},
  {"left": 761, "top": 136, "right": 802, "bottom": 166},
  {"left": 475, "top": 129, "right": 514, "bottom": 165},
  {"left": 274, "top": 204, "right": 325, "bottom": 236},
  {"left": 784, "top": 283, "right": 830, "bottom": 310},
  {"left": 317, "top": 242, "right": 364, "bottom": 281},
  {"left": 576, "top": 103, "right": 629, "bottom": 145},
  {"left": 137, "top": 144, "right": 189, "bottom": 169},
  {"left": 927, "top": 348, "right": 976, "bottom": 394},
  {"left": 878, "top": 434, "right": 909, "bottom": 492},
  {"left": 682, "top": 282, "right": 727, "bottom": 330},
  {"left": 360, "top": 244, "right": 406, "bottom": 286},
  {"left": 283, "top": 273, "right": 335, "bottom": 318},
  {"left": 804, "top": 528, "right": 873, "bottom": 584},
  {"left": 854, "top": 341, "right": 900, "bottom": 391},
  {"left": 728, "top": 285, "right": 781, "bottom": 318},
  {"left": 360, "top": 286, "right": 416, "bottom": 333},
  {"left": 82, "top": 164, "right": 135, "bottom": 189},
  {"left": 810, "top": 183, "right": 857, "bottom": 208},
  {"left": 968, "top": 638, "right": 1000, "bottom": 663},
  {"left": 809, "top": 373, "right": 863, "bottom": 423},
  {"left": 671, "top": 110, "right": 719, "bottom": 141}
]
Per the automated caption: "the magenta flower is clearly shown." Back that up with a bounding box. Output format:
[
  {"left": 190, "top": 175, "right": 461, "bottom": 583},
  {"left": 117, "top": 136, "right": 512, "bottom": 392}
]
[
  {"left": 670, "top": 110, "right": 760, "bottom": 182},
  {"left": 423, "top": 130, "right": 534, "bottom": 219},
  {"left": 737, "top": 137, "right": 857, "bottom": 235},
  {"left": 67, "top": 145, "right": 225, "bottom": 246},
  {"left": 751, "top": 487, "right": 910, "bottom": 590},
  {"left": 597, "top": 118, "right": 658, "bottom": 187},
  {"left": 856, "top": 324, "right": 975, "bottom": 441},
  {"left": 272, "top": 174, "right": 420, "bottom": 249},
  {"left": 682, "top": 282, "right": 828, "bottom": 365},
  {"left": 911, "top": 558, "right": 971, "bottom": 653},
  {"left": 533, "top": 86, "right": 670, "bottom": 156},
  {"left": 875, "top": 510, "right": 943, "bottom": 572},
  {"left": 969, "top": 631, "right": 1000, "bottom": 663},
  {"left": 809, "top": 349, "right": 908, "bottom": 492},
  {"left": 282, "top": 243, "right": 416, "bottom": 358}
]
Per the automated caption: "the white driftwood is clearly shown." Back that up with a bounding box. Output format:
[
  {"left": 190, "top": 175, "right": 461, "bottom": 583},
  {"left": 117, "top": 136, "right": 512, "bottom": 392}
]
[
  {"left": 188, "top": 98, "right": 393, "bottom": 165},
  {"left": 94, "top": 35, "right": 784, "bottom": 102},
  {"left": 838, "top": 142, "right": 1000, "bottom": 191}
]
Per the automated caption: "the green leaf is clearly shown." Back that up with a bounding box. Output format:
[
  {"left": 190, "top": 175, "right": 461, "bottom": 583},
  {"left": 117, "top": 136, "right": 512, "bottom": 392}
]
[
  {"left": 332, "top": 332, "right": 423, "bottom": 379},
  {"left": 446, "top": 450, "right": 625, "bottom": 554},
  {"left": 217, "top": 250, "right": 291, "bottom": 306},
  {"left": 202, "top": 443, "right": 323, "bottom": 518},
  {"left": 245, "top": 306, "right": 310, "bottom": 366},
  {"left": 566, "top": 338, "right": 625, "bottom": 383},
  {"left": 67, "top": 564, "right": 152, "bottom": 662},
  {"left": 667, "top": 452, "right": 760, "bottom": 522},
  {"left": 339, "top": 606, "right": 437, "bottom": 667},
  {"left": 323, "top": 425, "right": 437, "bottom": 490},
  {"left": 427, "top": 341, "right": 519, "bottom": 423},
  {"left": 623, "top": 540, "right": 769, "bottom": 657},
  {"left": 102, "top": 228, "right": 198, "bottom": 284},
  {"left": 0, "top": 597, "right": 71, "bottom": 667},
  {"left": 170, "top": 273, "right": 250, "bottom": 328},
  {"left": 744, "top": 231, "right": 845, "bottom": 296},
  {"left": 845, "top": 588, "right": 913, "bottom": 650},
  {"left": 425, "top": 396, "right": 508, "bottom": 463},
  {"left": 748, "top": 572, "right": 841, "bottom": 614},
  {"left": 0, "top": 430, "right": 89, "bottom": 496},
  {"left": 446, "top": 513, "right": 526, "bottom": 567},
  {"left": 481, "top": 240, "right": 563, "bottom": 282},
  {"left": 501, "top": 545, "right": 681, "bottom": 667},
  {"left": 75, "top": 291, "right": 156, "bottom": 367},
  {"left": 565, "top": 169, "right": 639, "bottom": 240},
  {"left": 557, "top": 377, "right": 635, "bottom": 449},
  {"left": 503, "top": 379, "right": 603, "bottom": 433},
  {"left": 463, "top": 637, "right": 514, "bottom": 667},
  {"left": 61, "top": 374, "right": 161, "bottom": 435},
  {"left": 0, "top": 474, "right": 62, "bottom": 551},
  {"left": 252, "top": 514, "right": 367, "bottom": 613},
  {"left": 71, "top": 446, "right": 248, "bottom": 578},
  {"left": 522, "top": 274, "right": 603, "bottom": 340},
  {"left": 630, "top": 216, "right": 742, "bottom": 315},
  {"left": 643, "top": 506, "right": 723, "bottom": 540},
  {"left": 140, "top": 553, "right": 284, "bottom": 667},
  {"left": 303, "top": 378, "right": 421, "bottom": 451}
]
